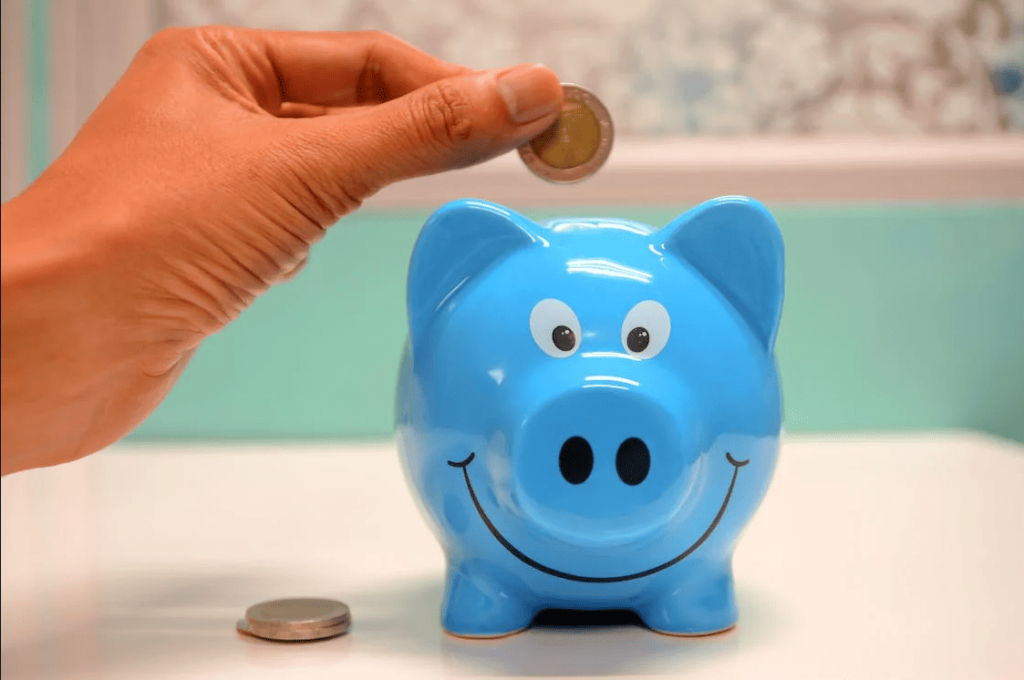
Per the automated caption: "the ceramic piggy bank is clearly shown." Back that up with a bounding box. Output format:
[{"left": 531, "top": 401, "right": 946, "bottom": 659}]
[{"left": 396, "top": 196, "right": 784, "bottom": 638}]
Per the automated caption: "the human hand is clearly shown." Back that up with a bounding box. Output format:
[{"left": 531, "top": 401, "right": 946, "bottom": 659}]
[{"left": 0, "top": 27, "right": 563, "bottom": 474}]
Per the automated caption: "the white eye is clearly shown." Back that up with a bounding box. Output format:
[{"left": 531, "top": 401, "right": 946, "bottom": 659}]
[
  {"left": 621, "top": 300, "right": 670, "bottom": 359},
  {"left": 530, "top": 299, "right": 581, "bottom": 358}
]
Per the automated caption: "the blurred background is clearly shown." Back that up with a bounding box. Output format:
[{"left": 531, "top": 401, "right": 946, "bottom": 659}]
[{"left": 2, "top": 0, "right": 1022, "bottom": 442}]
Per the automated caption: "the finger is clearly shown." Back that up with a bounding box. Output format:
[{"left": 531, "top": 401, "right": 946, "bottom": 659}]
[
  {"left": 308, "top": 63, "right": 563, "bottom": 195},
  {"left": 278, "top": 103, "right": 359, "bottom": 118},
  {"left": 219, "top": 28, "right": 471, "bottom": 108},
  {"left": 276, "top": 102, "right": 356, "bottom": 118},
  {"left": 277, "top": 102, "right": 329, "bottom": 118}
]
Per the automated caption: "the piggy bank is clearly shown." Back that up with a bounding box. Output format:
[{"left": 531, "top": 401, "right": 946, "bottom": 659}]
[{"left": 396, "top": 196, "right": 784, "bottom": 638}]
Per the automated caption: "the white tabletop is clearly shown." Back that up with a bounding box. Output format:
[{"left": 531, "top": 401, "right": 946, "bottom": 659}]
[{"left": 3, "top": 432, "right": 1022, "bottom": 679}]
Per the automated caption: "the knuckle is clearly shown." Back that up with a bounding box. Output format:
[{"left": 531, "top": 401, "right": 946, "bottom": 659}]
[
  {"left": 143, "top": 25, "right": 241, "bottom": 55},
  {"left": 188, "top": 25, "right": 244, "bottom": 57},
  {"left": 145, "top": 26, "right": 191, "bottom": 48},
  {"left": 356, "top": 29, "right": 408, "bottom": 55},
  {"left": 417, "top": 81, "right": 475, "bottom": 149},
  {"left": 139, "top": 26, "right": 223, "bottom": 62},
  {"left": 328, "top": 164, "right": 375, "bottom": 211},
  {"left": 359, "top": 29, "right": 391, "bottom": 45},
  {"left": 138, "top": 27, "right": 188, "bottom": 58},
  {"left": 191, "top": 24, "right": 232, "bottom": 43},
  {"left": 276, "top": 130, "right": 373, "bottom": 215}
]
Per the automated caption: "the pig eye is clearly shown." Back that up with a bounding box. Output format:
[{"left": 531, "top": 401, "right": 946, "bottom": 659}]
[
  {"left": 621, "top": 301, "right": 670, "bottom": 359},
  {"left": 530, "top": 299, "right": 581, "bottom": 358}
]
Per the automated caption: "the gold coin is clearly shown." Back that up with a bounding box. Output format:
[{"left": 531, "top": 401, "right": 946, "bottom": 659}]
[{"left": 519, "top": 84, "right": 613, "bottom": 183}]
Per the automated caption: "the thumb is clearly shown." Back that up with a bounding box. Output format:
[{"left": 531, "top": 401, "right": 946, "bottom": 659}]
[{"left": 319, "top": 63, "right": 563, "bottom": 193}]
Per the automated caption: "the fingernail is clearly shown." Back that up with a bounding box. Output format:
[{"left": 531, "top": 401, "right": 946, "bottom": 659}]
[{"left": 496, "top": 63, "right": 560, "bottom": 124}]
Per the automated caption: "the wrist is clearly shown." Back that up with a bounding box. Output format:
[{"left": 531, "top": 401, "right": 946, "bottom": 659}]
[{"left": 1, "top": 190, "right": 154, "bottom": 473}]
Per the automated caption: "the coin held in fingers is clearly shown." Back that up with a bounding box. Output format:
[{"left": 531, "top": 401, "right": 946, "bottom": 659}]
[
  {"left": 236, "top": 597, "right": 351, "bottom": 642},
  {"left": 519, "top": 84, "right": 613, "bottom": 183}
]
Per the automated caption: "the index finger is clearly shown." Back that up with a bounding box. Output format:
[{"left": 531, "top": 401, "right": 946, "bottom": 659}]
[{"left": 226, "top": 28, "right": 472, "bottom": 109}]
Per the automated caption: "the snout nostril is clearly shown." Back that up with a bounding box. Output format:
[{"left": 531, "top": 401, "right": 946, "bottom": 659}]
[
  {"left": 559, "top": 436, "right": 594, "bottom": 485},
  {"left": 616, "top": 437, "right": 650, "bottom": 486}
]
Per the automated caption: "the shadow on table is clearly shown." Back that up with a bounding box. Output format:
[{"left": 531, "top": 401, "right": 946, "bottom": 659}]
[
  {"left": 2, "top": 569, "right": 784, "bottom": 679},
  {"left": 0, "top": 569, "right": 353, "bottom": 680},
  {"left": 352, "top": 577, "right": 786, "bottom": 677}
]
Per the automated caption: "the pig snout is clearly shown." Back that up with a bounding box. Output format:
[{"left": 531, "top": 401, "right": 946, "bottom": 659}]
[{"left": 512, "top": 383, "right": 700, "bottom": 547}]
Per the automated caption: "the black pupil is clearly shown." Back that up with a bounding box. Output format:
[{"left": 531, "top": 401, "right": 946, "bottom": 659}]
[
  {"left": 627, "top": 327, "right": 650, "bottom": 353},
  {"left": 552, "top": 325, "right": 576, "bottom": 352},
  {"left": 559, "top": 436, "right": 594, "bottom": 484}
]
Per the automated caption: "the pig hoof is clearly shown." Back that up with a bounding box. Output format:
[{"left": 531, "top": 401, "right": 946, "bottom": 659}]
[
  {"left": 442, "top": 568, "right": 534, "bottom": 638},
  {"left": 637, "top": 574, "right": 738, "bottom": 636}
]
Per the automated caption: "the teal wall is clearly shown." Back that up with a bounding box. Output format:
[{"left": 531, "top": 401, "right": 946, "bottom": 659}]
[
  {"left": 18, "top": 3, "right": 1023, "bottom": 442},
  {"left": 128, "top": 202, "right": 1024, "bottom": 443},
  {"left": 26, "top": 0, "right": 49, "bottom": 181}
]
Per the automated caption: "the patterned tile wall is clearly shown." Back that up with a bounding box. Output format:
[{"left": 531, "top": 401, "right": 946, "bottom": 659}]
[{"left": 160, "top": 0, "right": 1023, "bottom": 134}]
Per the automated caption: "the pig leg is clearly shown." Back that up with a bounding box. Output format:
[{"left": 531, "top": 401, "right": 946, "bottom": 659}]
[
  {"left": 635, "top": 564, "right": 738, "bottom": 636},
  {"left": 441, "top": 563, "right": 536, "bottom": 638}
]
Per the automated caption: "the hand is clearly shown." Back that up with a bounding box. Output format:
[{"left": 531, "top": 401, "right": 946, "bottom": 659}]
[{"left": 0, "top": 27, "right": 563, "bottom": 474}]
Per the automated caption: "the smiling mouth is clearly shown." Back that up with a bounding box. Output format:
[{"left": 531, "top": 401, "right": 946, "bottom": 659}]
[{"left": 447, "top": 451, "right": 749, "bottom": 584}]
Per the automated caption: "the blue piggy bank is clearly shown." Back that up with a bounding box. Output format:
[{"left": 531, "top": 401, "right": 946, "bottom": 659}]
[{"left": 396, "top": 196, "right": 784, "bottom": 638}]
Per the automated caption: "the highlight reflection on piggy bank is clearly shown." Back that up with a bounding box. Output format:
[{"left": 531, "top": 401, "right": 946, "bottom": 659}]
[{"left": 396, "top": 197, "right": 785, "bottom": 638}]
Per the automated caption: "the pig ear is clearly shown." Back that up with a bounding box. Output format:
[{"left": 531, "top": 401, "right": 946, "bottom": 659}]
[
  {"left": 407, "top": 199, "right": 537, "bottom": 349},
  {"left": 659, "top": 196, "right": 785, "bottom": 350}
]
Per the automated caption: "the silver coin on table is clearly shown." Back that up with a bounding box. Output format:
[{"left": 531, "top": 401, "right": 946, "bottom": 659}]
[
  {"left": 518, "top": 84, "right": 614, "bottom": 184},
  {"left": 237, "top": 597, "right": 351, "bottom": 642}
]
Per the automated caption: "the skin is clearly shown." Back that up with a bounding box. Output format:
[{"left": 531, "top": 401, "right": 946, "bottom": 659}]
[{"left": 0, "top": 27, "right": 563, "bottom": 476}]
